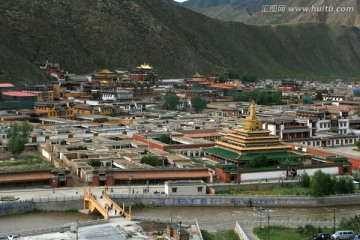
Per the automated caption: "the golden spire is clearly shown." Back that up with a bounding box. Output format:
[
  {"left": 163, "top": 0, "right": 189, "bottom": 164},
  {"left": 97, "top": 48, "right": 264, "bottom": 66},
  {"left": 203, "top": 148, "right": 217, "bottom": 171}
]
[
  {"left": 243, "top": 100, "right": 262, "bottom": 131},
  {"left": 248, "top": 100, "right": 256, "bottom": 120}
]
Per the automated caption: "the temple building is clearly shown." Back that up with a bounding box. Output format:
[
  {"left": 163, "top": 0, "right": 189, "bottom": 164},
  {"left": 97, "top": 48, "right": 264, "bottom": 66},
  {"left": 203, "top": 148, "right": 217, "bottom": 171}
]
[
  {"left": 130, "top": 63, "right": 157, "bottom": 82},
  {"left": 204, "top": 100, "right": 311, "bottom": 182},
  {"left": 90, "top": 69, "right": 117, "bottom": 85}
]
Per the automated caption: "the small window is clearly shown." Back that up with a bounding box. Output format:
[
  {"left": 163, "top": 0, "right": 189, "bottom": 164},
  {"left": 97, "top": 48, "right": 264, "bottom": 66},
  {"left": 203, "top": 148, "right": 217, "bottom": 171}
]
[
  {"left": 197, "top": 187, "right": 203, "bottom": 192},
  {"left": 171, "top": 188, "right": 177, "bottom": 193}
]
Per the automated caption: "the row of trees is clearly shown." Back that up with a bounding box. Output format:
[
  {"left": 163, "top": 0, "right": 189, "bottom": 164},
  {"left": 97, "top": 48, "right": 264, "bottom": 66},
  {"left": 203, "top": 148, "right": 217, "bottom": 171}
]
[
  {"left": 6, "top": 122, "right": 33, "bottom": 157},
  {"left": 300, "top": 170, "right": 354, "bottom": 196},
  {"left": 162, "top": 91, "right": 207, "bottom": 113},
  {"left": 140, "top": 155, "right": 169, "bottom": 167},
  {"left": 233, "top": 90, "right": 283, "bottom": 105},
  {"left": 216, "top": 69, "right": 257, "bottom": 83}
]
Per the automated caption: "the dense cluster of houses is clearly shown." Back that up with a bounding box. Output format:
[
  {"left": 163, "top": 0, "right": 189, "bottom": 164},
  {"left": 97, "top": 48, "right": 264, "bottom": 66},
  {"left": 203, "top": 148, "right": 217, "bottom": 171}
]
[{"left": 0, "top": 63, "right": 360, "bottom": 189}]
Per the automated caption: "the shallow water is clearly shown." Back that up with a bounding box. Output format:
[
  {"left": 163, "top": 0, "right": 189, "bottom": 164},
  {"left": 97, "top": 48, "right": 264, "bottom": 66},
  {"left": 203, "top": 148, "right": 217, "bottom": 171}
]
[{"left": 1, "top": 205, "right": 360, "bottom": 233}]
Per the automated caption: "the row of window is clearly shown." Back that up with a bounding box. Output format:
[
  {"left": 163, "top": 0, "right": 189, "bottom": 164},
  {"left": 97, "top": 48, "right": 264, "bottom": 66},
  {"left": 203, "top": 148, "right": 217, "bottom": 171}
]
[
  {"left": 319, "top": 122, "right": 348, "bottom": 128},
  {"left": 171, "top": 187, "right": 203, "bottom": 193},
  {"left": 302, "top": 138, "right": 355, "bottom": 146}
]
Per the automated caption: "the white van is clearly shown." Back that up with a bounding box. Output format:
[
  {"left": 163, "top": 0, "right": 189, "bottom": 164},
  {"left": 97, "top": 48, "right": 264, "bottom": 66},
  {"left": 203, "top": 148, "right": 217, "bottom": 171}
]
[{"left": 331, "top": 230, "right": 355, "bottom": 240}]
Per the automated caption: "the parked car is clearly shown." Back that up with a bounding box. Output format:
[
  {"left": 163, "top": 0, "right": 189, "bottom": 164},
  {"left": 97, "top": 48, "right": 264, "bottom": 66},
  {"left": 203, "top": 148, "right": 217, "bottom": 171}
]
[
  {"left": 312, "top": 233, "right": 330, "bottom": 240},
  {"left": 331, "top": 230, "right": 355, "bottom": 240},
  {"left": 7, "top": 235, "right": 19, "bottom": 240}
]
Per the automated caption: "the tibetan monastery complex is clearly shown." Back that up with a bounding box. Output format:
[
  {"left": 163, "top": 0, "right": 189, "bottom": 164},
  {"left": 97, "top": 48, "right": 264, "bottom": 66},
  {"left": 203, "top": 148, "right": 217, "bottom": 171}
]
[{"left": 204, "top": 101, "right": 352, "bottom": 183}]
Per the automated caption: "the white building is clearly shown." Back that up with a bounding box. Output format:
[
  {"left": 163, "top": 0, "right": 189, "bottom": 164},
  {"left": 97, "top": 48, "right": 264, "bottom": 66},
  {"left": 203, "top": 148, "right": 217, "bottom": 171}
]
[
  {"left": 164, "top": 180, "right": 206, "bottom": 195},
  {"left": 316, "top": 118, "right": 349, "bottom": 135}
]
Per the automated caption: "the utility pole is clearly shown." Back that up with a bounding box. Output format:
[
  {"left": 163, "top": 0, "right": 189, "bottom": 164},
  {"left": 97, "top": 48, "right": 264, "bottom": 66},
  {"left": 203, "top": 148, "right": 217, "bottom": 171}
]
[
  {"left": 267, "top": 214, "right": 270, "bottom": 240},
  {"left": 333, "top": 208, "right": 336, "bottom": 233}
]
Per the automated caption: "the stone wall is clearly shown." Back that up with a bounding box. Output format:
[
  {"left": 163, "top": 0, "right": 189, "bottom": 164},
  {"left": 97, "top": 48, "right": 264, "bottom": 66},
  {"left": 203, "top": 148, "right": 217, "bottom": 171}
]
[
  {"left": 2, "top": 193, "right": 360, "bottom": 217},
  {"left": 0, "top": 200, "right": 35, "bottom": 216},
  {"left": 33, "top": 196, "right": 83, "bottom": 211},
  {"left": 0, "top": 196, "right": 83, "bottom": 216},
  {"left": 109, "top": 193, "right": 360, "bottom": 208}
]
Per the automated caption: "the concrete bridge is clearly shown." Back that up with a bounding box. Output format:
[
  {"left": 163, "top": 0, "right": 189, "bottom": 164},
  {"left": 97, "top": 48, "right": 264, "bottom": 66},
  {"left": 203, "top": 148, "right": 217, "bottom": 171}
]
[{"left": 83, "top": 187, "right": 131, "bottom": 220}]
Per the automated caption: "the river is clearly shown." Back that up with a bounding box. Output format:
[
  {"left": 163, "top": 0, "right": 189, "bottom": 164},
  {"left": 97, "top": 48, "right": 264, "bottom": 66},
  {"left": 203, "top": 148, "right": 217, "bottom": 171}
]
[
  {"left": 2, "top": 205, "right": 360, "bottom": 233},
  {"left": 0, "top": 212, "right": 100, "bottom": 233}
]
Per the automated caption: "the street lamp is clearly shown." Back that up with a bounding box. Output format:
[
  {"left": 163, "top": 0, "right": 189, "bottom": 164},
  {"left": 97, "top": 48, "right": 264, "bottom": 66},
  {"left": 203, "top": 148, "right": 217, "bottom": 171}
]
[
  {"left": 267, "top": 213, "right": 270, "bottom": 240},
  {"left": 258, "top": 207, "right": 265, "bottom": 228},
  {"left": 177, "top": 221, "right": 182, "bottom": 240},
  {"left": 127, "top": 174, "right": 133, "bottom": 194},
  {"left": 51, "top": 175, "right": 58, "bottom": 193},
  {"left": 333, "top": 208, "right": 336, "bottom": 233}
]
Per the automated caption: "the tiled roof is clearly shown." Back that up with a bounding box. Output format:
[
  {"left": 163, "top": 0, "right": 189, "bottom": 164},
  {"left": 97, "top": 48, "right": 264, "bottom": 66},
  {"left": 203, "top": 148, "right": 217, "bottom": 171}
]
[
  {"left": 2, "top": 91, "right": 37, "bottom": 97},
  {"left": 239, "top": 151, "right": 303, "bottom": 161},
  {"left": 113, "top": 170, "right": 209, "bottom": 180},
  {"left": 0, "top": 83, "right": 14, "bottom": 87},
  {"left": 204, "top": 147, "right": 240, "bottom": 160},
  {"left": 0, "top": 172, "right": 52, "bottom": 183},
  {"left": 184, "top": 132, "right": 221, "bottom": 138}
]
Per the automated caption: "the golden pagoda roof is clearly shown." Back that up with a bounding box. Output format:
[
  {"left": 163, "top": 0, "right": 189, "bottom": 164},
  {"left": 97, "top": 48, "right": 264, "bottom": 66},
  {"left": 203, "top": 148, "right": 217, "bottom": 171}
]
[
  {"left": 192, "top": 72, "right": 203, "bottom": 78},
  {"left": 136, "top": 63, "right": 153, "bottom": 70},
  {"left": 97, "top": 69, "right": 114, "bottom": 74}
]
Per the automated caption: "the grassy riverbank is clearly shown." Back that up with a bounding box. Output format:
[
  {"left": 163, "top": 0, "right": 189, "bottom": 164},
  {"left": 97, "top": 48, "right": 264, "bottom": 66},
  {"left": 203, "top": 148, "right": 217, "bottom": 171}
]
[
  {"left": 201, "top": 229, "right": 239, "bottom": 240},
  {"left": 254, "top": 226, "right": 335, "bottom": 240}
]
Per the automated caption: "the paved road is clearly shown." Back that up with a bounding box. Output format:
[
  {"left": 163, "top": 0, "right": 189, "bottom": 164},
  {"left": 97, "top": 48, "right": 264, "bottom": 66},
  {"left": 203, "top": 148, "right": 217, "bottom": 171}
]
[{"left": 0, "top": 185, "right": 165, "bottom": 201}]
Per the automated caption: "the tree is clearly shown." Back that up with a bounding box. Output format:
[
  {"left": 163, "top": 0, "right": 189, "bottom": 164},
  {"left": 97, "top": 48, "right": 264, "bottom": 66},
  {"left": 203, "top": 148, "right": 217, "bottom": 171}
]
[
  {"left": 91, "top": 92, "right": 102, "bottom": 100},
  {"left": 334, "top": 176, "right": 354, "bottom": 194},
  {"left": 162, "top": 91, "right": 179, "bottom": 110},
  {"left": 159, "top": 134, "right": 170, "bottom": 144},
  {"left": 300, "top": 172, "right": 310, "bottom": 188},
  {"left": 216, "top": 74, "right": 227, "bottom": 83},
  {"left": 228, "top": 69, "right": 241, "bottom": 79},
  {"left": 191, "top": 96, "right": 207, "bottom": 113},
  {"left": 302, "top": 93, "right": 313, "bottom": 104},
  {"left": 241, "top": 73, "right": 257, "bottom": 82},
  {"left": 6, "top": 122, "right": 33, "bottom": 157},
  {"left": 340, "top": 215, "right": 360, "bottom": 234},
  {"left": 140, "top": 155, "right": 168, "bottom": 167},
  {"left": 315, "top": 92, "right": 323, "bottom": 101},
  {"left": 88, "top": 159, "right": 101, "bottom": 167},
  {"left": 248, "top": 154, "right": 267, "bottom": 168},
  {"left": 146, "top": 72, "right": 157, "bottom": 83},
  {"left": 356, "top": 140, "right": 360, "bottom": 150},
  {"left": 173, "top": 83, "right": 188, "bottom": 89},
  {"left": 310, "top": 170, "right": 335, "bottom": 196},
  {"left": 355, "top": 107, "right": 360, "bottom": 117},
  {"left": 233, "top": 90, "right": 283, "bottom": 105}
]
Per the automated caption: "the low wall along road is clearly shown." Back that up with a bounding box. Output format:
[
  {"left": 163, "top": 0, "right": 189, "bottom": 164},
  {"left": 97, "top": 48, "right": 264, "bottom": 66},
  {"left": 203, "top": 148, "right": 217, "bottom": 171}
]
[{"left": 1, "top": 192, "right": 360, "bottom": 216}]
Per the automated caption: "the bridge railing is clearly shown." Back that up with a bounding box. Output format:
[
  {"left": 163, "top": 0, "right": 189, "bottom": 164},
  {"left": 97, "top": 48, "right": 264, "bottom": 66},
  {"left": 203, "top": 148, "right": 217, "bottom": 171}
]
[
  {"left": 103, "top": 193, "right": 132, "bottom": 220},
  {"left": 84, "top": 195, "right": 109, "bottom": 220}
]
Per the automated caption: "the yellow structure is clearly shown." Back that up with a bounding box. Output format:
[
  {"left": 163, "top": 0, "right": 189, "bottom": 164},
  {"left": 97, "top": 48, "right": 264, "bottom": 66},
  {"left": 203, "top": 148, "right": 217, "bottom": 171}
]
[
  {"left": 91, "top": 69, "right": 116, "bottom": 85},
  {"left": 216, "top": 100, "right": 291, "bottom": 154},
  {"left": 83, "top": 187, "right": 131, "bottom": 221},
  {"left": 204, "top": 100, "right": 302, "bottom": 169},
  {"left": 84, "top": 194, "right": 109, "bottom": 220},
  {"left": 34, "top": 102, "right": 75, "bottom": 119},
  {"left": 136, "top": 63, "right": 153, "bottom": 70}
]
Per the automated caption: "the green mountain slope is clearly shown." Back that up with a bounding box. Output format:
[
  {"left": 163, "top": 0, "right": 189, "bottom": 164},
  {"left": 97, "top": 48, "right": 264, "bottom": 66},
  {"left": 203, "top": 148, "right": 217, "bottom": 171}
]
[
  {"left": 180, "top": 0, "right": 360, "bottom": 27},
  {"left": 0, "top": 0, "right": 360, "bottom": 85}
]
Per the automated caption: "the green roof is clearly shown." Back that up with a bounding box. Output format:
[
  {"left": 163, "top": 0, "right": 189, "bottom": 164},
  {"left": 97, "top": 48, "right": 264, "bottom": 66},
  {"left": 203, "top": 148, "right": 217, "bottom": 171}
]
[
  {"left": 239, "top": 152, "right": 302, "bottom": 162},
  {"left": 215, "top": 163, "right": 237, "bottom": 169},
  {"left": 204, "top": 147, "right": 240, "bottom": 160},
  {"left": 279, "top": 159, "right": 301, "bottom": 166},
  {"left": 326, "top": 156, "right": 348, "bottom": 162}
]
